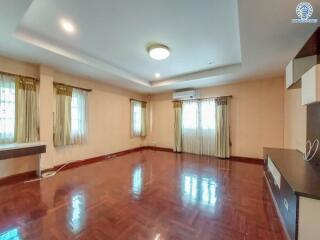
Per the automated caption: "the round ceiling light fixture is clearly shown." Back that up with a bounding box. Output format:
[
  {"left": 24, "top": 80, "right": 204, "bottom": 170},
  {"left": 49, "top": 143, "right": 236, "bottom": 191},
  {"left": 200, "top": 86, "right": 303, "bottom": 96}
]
[
  {"left": 60, "top": 19, "right": 76, "bottom": 34},
  {"left": 148, "top": 44, "right": 170, "bottom": 60}
]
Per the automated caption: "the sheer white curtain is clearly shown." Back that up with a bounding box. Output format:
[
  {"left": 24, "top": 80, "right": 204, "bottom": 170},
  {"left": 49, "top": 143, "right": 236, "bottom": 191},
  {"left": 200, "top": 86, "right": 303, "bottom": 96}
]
[
  {"left": 131, "top": 100, "right": 142, "bottom": 137},
  {"left": 182, "top": 99, "right": 216, "bottom": 156},
  {"left": 0, "top": 75, "right": 15, "bottom": 144},
  {"left": 71, "top": 88, "right": 88, "bottom": 144}
]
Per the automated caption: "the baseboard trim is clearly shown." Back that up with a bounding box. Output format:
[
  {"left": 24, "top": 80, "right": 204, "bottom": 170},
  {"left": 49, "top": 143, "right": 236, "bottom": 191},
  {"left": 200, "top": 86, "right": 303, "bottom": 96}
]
[
  {"left": 230, "top": 156, "right": 264, "bottom": 165},
  {"left": 0, "top": 170, "right": 37, "bottom": 186},
  {"left": 144, "top": 146, "right": 173, "bottom": 152},
  {"left": 0, "top": 147, "right": 147, "bottom": 186},
  {"left": 45, "top": 148, "right": 263, "bottom": 173},
  {"left": 0, "top": 146, "right": 263, "bottom": 185},
  {"left": 46, "top": 146, "right": 148, "bottom": 173}
]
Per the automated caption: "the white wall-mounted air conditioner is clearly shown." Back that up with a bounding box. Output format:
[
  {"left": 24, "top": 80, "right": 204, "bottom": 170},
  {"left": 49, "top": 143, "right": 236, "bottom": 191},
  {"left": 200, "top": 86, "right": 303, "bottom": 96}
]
[{"left": 172, "top": 90, "right": 199, "bottom": 100}]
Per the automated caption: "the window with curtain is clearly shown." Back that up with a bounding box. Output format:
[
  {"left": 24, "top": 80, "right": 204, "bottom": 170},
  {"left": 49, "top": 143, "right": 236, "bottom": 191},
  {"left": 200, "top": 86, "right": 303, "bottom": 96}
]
[
  {"left": 71, "top": 88, "right": 88, "bottom": 144},
  {"left": 54, "top": 84, "right": 88, "bottom": 146},
  {"left": 181, "top": 99, "right": 216, "bottom": 156},
  {"left": 131, "top": 100, "right": 146, "bottom": 137},
  {"left": 0, "top": 74, "right": 39, "bottom": 144},
  {"left": 0, "top": 75, "right": 15, "bottom": 144}
]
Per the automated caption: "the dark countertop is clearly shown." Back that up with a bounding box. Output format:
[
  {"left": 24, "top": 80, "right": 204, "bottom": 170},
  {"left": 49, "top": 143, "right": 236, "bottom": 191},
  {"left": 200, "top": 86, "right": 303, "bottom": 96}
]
[
  {"left": 0, "top": 142, "right": 46, "bottom": 160},
  {"left": 264, "top": 148, "right": 320, "bottom": 200}
]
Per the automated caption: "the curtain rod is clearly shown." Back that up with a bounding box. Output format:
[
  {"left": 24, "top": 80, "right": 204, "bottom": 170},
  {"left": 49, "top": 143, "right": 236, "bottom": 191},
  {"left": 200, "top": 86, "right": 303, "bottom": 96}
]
[
  {"left": 53, "top": 82, "right": 92, "bottom": 92},
  {"left": 0, "top": 70, "right": 39, "bottom": 80},
  {"left": 130, "top": 98, "right": 147, "bottom": 104},
  {"left": 173, "top": 95, "right": 232, "bottom": 102}
]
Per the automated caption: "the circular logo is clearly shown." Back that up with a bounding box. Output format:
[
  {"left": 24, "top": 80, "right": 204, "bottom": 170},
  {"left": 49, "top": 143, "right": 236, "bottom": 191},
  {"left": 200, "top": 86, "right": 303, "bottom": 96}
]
[{"left": 296, "top": 2, "right": 313, "bottom": 20}]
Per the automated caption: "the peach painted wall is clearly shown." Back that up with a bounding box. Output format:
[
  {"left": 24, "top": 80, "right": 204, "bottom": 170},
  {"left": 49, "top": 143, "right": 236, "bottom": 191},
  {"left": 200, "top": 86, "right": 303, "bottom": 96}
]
[
  {"left": 0, "top": 54, "right": 307, "bottom": 178},
  {"left": 0, "top": 56, "right": 39, "bottom": 178},
  {"left": 40, "top": 67, "right": 147, "bottom": 170},
  {"left": 283, "top": 87, "right": 307, "bottom": 152},
  {"left": 146, "top": 78, "right": 285, "bottom": 159},
  {"left": 0, "top": 56, "right": 146, "bottom": 178}
]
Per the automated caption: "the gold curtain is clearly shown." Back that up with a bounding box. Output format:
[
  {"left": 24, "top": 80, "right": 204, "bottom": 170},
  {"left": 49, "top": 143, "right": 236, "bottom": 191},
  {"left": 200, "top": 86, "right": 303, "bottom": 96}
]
[
  {"left": 215, "top": 97, "right": 230, "bottom": 158},
  {"left": 15, "top": 76, "right": 39, "bottom": 143},
  {"left": 173, "top": 101, "right": 182, "bottom": 152},
  {"left": 141, "top": 102, "right": 147, "bottom": 137},
  {"left": 53, "top": 84, "right": 72, "bottom": 146}
]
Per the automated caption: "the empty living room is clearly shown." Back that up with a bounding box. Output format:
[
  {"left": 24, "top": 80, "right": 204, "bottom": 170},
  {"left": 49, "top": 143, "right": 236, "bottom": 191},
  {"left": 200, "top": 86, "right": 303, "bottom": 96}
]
[{"left": 0, "top": 0, "right": 319, "bottom": 239}]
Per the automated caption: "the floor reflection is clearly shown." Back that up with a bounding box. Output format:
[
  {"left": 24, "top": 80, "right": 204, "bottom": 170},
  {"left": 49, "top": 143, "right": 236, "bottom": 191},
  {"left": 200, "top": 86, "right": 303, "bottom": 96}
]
[
  {"left": 183, "top": 175, "right": 198, "bottom": 204},
  {"left": 201, "top": 177, "right": 217, "bottom": 206},
  {"left": 0, "top": 228, "right": 21, "bottom": 240},
  {"left": 181, "top": 172, "right": 217, "bottom": 208},
  {"left": 132, "top": 164, "right": 144, "bottom": 198},
  {"left": 68, "top": 191, "right": 86, "bottom": 234}
]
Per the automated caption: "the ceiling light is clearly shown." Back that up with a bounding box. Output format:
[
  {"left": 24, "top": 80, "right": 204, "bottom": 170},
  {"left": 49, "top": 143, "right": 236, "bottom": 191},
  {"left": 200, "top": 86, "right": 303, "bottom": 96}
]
[
  {"left": 60, "top": 19, "right": 75, "bottom": 34},
  {"left": 155, "top": 73, "right": 161, "bottom": 78},
  {"left": 148, "top": 44, "right": 170, "bottom": 60}
]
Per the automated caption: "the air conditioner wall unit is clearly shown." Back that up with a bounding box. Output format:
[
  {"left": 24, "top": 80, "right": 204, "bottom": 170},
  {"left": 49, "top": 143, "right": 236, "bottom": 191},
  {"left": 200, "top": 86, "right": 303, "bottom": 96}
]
[{"left": 172, "top": 90, "right": 199, "bottom": 100}]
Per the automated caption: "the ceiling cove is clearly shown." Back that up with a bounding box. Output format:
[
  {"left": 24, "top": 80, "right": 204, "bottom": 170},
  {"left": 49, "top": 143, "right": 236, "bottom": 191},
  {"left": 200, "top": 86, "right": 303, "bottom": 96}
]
[
  {"left": 1, "top": 0, "right": 318, "bottom": 92},
  {"left": 13, "top": 0, "right": 242, "bottom": 89}
]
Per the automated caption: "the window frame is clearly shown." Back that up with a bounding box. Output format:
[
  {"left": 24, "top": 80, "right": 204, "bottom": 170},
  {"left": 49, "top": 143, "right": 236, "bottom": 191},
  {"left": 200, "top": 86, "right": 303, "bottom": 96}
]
[
  {"left": 182, "top": 99, "right": 216, "bottom": 131},
  {"left": 70, "top": 88, "right": 88, "bottom": 143},
  {"left": 0, "top": 76, "right": 16, "bottom": 144},
  {"left": 131, "top": 100, "right": 143, "bottom": 137}
]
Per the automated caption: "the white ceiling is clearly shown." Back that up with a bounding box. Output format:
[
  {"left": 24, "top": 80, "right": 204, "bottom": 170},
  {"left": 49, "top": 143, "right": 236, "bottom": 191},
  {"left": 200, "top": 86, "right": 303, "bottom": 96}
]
[{"left": 0, "top": 0, "right": 319, "bottom": 93}]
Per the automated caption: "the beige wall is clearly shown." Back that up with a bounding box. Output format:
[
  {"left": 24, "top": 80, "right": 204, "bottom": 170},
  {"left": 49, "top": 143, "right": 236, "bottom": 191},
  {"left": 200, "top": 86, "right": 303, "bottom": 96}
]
[
  {"left": 0, "top": 54, "right": 307, "bottom": 178},
  {"left": 146, "top": 78, "right": 285, "bottom": 159},
  {"left": 0, "top": 56, "right": 39, "bottom": 78},
  {"left": 41, "top": 68, "right": 146, "bottom": 170},
  {"left": 0, "top": 56, "right": 39, "bottom": 178},
  {"left": 0, "top": 56, "right": 146, "bottom": 178},
  {"left": 283, "top": 87, "right": 306, "bottom": 152}
]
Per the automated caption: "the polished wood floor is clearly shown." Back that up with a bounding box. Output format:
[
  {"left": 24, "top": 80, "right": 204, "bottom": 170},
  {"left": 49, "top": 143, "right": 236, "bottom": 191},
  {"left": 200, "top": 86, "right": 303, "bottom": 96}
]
[{"left": 0, "top": 150, "right": 285, "bottom": 240}]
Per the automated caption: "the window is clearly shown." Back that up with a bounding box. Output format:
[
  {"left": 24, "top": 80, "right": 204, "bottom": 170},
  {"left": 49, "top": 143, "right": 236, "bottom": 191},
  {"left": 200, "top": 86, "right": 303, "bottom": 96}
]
[
  {"left": 54, "top": 86, "right": 88, "bottom": 146},
  {"left": 131, "top": 100, "right": 146, "bottom": 137},
  {"left": 0, "top": 75, "right": 15, "bottom": 144},
  {"left": 181, "top": 99, "right": 216, "bottom": 155},
  {"left": 182, "top": 99, "right": 215, "bottom": 130},
  {"left": 182, "top": 101, "right": 197, "bottom": 129},
  {"left": 132, "top": 100, "right": 142, "bottom": 135},
  {"left": 0, "top": 74, "right": 39, "bottom": 144},
  {"left": 71, "top": 88, "right": 88, "bottom": 144},
  {"left": 200, "top": 100, "right": 216, "bottom": 130}
]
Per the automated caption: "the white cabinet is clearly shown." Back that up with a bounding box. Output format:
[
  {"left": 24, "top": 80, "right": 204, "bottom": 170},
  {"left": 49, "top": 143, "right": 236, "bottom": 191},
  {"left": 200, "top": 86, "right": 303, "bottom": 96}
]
[
  {"left": 302, "top": 64, "right": 320, "bottom": 105},
  {"left": 286, "top": 60, "right": 294, "bottom": 88},
  {"left": 267, "top": 156, "right": 281, "bottom": 189},
  {"left": 286, "top": 56, "right": 318, "bottom": 89}
]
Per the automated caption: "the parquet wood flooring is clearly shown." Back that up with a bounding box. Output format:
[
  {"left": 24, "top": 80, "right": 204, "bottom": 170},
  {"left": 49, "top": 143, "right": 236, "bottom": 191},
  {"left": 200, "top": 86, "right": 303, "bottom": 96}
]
[{"left": 0, "top": 150, "right": 285, "bottom": 240}]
